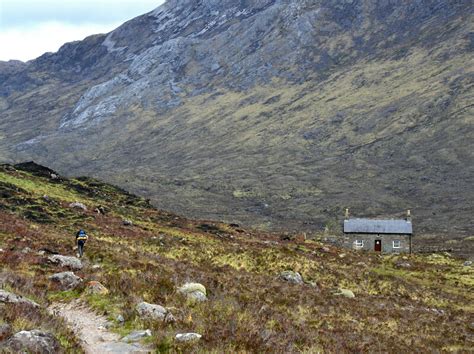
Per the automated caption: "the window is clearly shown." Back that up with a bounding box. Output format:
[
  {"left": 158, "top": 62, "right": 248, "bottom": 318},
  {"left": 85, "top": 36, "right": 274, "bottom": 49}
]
[
  {"left": 354, "top": 240, "right": 364, "bottom": 248},
  {"left": 393, "top": 240, "right": 401, "bottom": 249}
]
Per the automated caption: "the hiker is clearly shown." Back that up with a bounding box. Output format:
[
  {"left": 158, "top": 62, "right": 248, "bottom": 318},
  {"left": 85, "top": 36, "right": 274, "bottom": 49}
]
[{"left": 75, "top": 229, "right": 88, "bottom": 258}]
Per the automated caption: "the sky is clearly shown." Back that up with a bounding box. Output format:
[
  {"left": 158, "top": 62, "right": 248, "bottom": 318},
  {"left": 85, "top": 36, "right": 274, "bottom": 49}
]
[{"left": 0, "top": 0, "right": 165, "bottom": 61}]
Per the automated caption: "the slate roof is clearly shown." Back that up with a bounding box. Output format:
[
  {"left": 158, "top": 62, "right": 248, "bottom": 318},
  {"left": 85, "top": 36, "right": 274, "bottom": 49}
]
[{"left": 344, "top": 219, "right": 413, "bottom": 234}]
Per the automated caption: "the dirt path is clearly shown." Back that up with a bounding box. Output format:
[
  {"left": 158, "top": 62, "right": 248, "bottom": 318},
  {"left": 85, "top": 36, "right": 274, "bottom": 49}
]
[{"left": 48, "top": 300, "right": 152, "bottom": 354}]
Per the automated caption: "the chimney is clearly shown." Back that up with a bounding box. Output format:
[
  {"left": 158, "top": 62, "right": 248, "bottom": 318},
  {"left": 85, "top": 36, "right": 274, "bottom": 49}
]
[
  {"left": 406, "top": 209, "right": 411, "bottom": 222},
  {"left": 345, "top": 208, "right": 350, "bottom": 219}
]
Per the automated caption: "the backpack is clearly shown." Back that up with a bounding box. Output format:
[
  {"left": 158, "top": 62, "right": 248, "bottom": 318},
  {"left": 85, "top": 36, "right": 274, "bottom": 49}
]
[{"left": 77, "top": 230, "right": 88, "bottom": 241}]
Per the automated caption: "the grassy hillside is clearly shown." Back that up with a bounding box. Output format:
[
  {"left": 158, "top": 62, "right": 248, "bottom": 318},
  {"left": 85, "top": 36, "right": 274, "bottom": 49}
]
[{"left": 1, "top": 163, "right": 473, "bottom": 352}]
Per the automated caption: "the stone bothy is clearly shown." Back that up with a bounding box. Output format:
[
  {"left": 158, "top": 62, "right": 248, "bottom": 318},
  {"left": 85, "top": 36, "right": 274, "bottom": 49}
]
[{"left": 342, "top": 210, "right": 413, "bottom": 253}]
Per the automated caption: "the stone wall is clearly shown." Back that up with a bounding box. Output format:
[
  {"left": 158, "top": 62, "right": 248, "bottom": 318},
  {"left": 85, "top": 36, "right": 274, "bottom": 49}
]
[{"left": 340, "top": 233, "right": 411, "bottom": 253}]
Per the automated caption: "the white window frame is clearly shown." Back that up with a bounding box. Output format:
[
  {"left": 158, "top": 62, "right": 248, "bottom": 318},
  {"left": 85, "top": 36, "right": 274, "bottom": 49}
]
[
  {"left": 393, "top": 240, "right": 401, "bottom": 249},
  {"left": 354, "top": 240, "right": 364, "bottom": 248}
]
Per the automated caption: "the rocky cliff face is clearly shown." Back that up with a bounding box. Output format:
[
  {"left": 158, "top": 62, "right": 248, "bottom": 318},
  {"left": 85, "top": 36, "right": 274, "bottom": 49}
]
[{"left": 0, "top": 0, "right": 473, "bottom": 233}]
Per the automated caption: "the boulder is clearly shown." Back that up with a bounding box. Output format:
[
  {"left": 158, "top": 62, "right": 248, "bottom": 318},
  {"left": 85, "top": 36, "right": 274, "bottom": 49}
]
[
  {"left": 175, "top": 333, "right": 202, "bottom": 342},
  {"left": 121, "top": 329, "right": 152, "bottom": 343},
  {"left": 0, "top": 323, "right": 12, "bottom": 341},
  {"left": 334, "top": 288, "right": 355, "bottom": 298},
  {"left": 48, "top": 271, "right": 82, "bottom": 290},
  {"left": 463, "top": 261, "right": 472, "bottom": 267},
  {"left": 48, "top": 255, "right": 83, "bottom": 270},
  {"left": 116, "top": 314, "right": 125, "bottom": 323},
  {"left": 136, "top": 302, "right": 168, "bottom": 321},
  {"left": 85, "top": 281, "right": 109, "bottom": 295},
  {"left": 279, "top": 271, "right": 303, "bottom": 284},
  {"left": 178, "top": 283, "right": 207, "bottom": 302},
  {"left": 395, "top": 261, "right": 412, "bottom": 269},
  {"left": 2, "top": 330, "right": 60, "bottom": 354},
  {"left": 0, "top": 290, "right": 40, "bottom": 308},
  {"left": 69, "top": 202, "right": 87, "bottom": 211}
]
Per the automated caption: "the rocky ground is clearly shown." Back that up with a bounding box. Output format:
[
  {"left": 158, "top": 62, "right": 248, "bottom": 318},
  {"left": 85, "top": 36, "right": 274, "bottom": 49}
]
[{"left": 0, "top": 162, "right": 473, "bottom": 352}]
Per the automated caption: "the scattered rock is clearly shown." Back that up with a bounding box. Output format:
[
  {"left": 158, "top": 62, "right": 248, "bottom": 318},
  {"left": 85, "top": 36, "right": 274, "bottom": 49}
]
[
  {"left": 395, "top": 260, "right": 412, "bottom": 269},
  {"left": 85, "top": 281, "right": 109, "bottom": 295},
  {"left": 49, "top": 271, "right": 82, "bottom": 290},
  {"left": 136, "top": 302, "right": 168, "bottom": 321},
  {"left": 429, "top": 308, "right": 445, "bottom": 316},
  {"left": 122, "top": 219, "right": 133, "bottom": 226},
  {"left": 92, "top": 264, "right": 102, "bottom": 270},
  {"left": 322, "top": 246, "right": 330, "bottom": 252},
  {"left": 116, "top": 314, "right": 125, "bottom": 323},
  {"left": 0, "top": 323, "right": 12, "bottom": 341},
  {"left": 175, "top": 333, "right": 202, "bottom": 342},
  {"left": 21, "top": 247, "right": 32, "bottom": 254},
  {"left": 122, "top": 329, "right": 152, "bottom": 343},
  {"left": 1, "top": 330, "right": 60, "bottom": 354},
  {"left": 178, "top": 282, "right": 207, "bottom": 302},
  {"left": 279, "top": 271, "right": 303, "bottom": 284},
  {"left": 263, "top": 240, "right": 279, "bottom": 246},
  {"left": 48, "top": 255, "right": 83, "bottom": 270},
  {"left": 164, "top": 312, "right": 176, "bottom": 323},
  {"left": 463, "top": 261, "right": 472, "bottom": 266},
  {"left": 69, "top": 202, "right": 87, "bottom": 211},
  {"left": 37, "top": 250, "right": 46, "bottom": 256},
  {"left": 334, "top": 288, "right": 355, "bottom": 298},
  {"left": 339, "top": 253, "right": 346, "bottom": 258},
  {"left": 0, "top": 290, "right": 40, "bottom": 308}
]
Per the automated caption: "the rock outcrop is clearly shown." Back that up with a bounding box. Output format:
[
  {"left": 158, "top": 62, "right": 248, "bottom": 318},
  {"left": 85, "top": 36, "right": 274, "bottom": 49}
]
[
  {"left": 0, "top": 290, "right": 40, "bottom": 308},
  {"left": 48, "top": 255, "right": 83, "bottom": 270},
  {"left": 49, "top": 271, "right": 82, "bottom": 290},
  {"left": 69, "top": 202, "right": 87, "bottom": 211},
  {"left": 121, "top": 329, "right": 152, "bottom": 343},
  {"left": 178, "top": 283, "right": 207, "bottom": 302},
  {"left": 175, "top": 333, "right": 202, "bottom": 342},
  {"left": 0, "top": 324, "right": 12, "bottom": 341},
  {"left": 1, "top": 330, "right": 60, "bottom": 354},
  {"left": 334, "top": 288, "right": 356, "bottom": 299},
  {"left": 136, "top": 302, "right": 175, "bottom": 322},
  {"left": 279, "top": 271, "right": 303, "bottom": 284}
]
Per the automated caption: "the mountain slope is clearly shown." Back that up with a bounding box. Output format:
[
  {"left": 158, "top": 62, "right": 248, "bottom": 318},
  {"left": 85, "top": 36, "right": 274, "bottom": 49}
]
[
  {"left": 0, "top": 0, "right": 473, "bottom": 234},
  {"left": 0, "top": 163, "right": 473, "bottom": 352}
]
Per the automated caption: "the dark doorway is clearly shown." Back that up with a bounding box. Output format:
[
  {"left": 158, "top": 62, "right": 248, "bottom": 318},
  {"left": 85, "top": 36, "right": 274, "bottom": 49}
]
[{"left": 374, "top": 240, "right": 382, "bottom": 252}]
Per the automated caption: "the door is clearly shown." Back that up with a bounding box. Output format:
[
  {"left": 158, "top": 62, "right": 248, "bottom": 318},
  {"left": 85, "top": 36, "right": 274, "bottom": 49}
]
[{"left": 374, "top": 239, "right": 382, "bottom": 252}]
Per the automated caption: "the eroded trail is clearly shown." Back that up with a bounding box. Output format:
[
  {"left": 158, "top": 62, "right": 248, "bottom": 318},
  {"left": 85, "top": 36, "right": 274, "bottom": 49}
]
[{"left": 48, "top": 300, "right": 151, "bottom": 354}]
